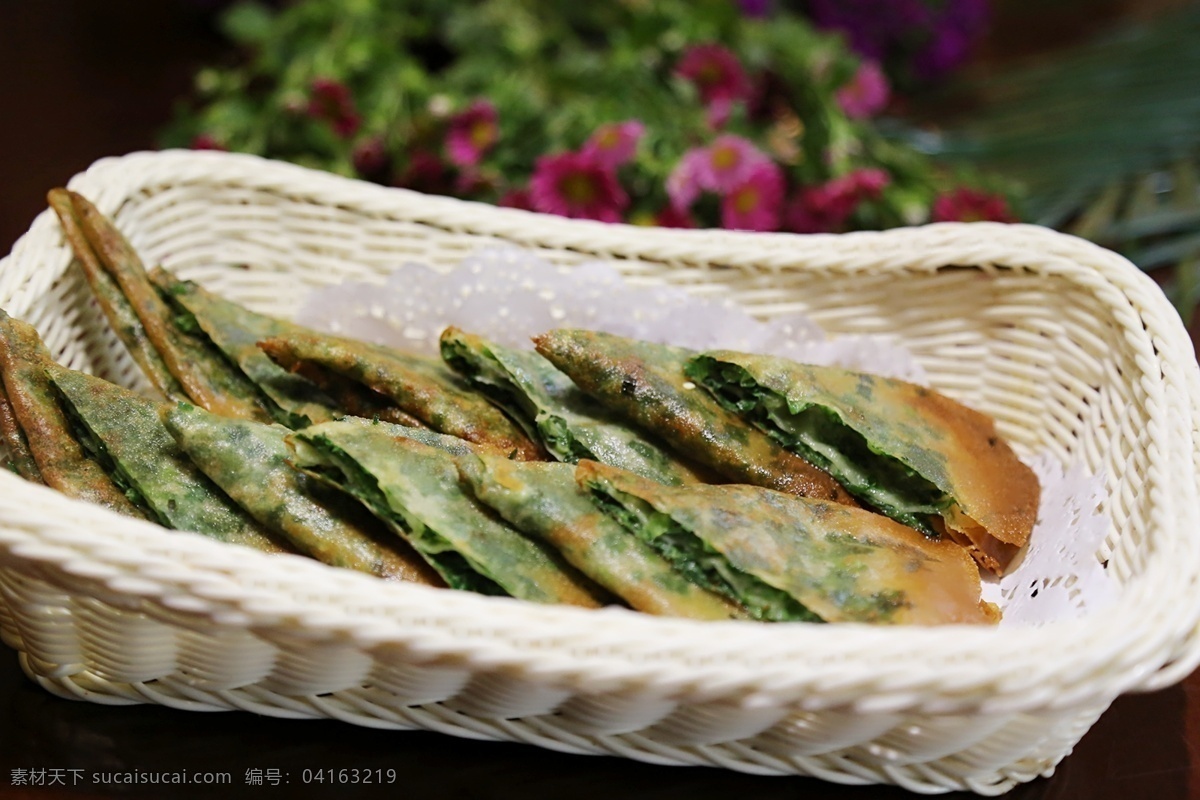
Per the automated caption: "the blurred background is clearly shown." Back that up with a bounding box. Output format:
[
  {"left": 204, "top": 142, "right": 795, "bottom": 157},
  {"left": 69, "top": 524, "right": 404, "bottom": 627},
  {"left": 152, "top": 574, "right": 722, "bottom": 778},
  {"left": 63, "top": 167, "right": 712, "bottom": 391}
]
[
  {"left": 4, "top": 0, "right": 1200, "bottom": 349},
  {"left": 4, "top": 0, "right": 1200, "bottom": 351}
]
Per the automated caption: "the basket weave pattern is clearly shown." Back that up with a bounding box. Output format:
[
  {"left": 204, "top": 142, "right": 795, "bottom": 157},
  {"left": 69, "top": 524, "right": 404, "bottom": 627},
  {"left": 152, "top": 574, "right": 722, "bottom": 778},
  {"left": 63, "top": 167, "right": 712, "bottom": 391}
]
[{"left": 1, "top": 150, "right": 1198, "bottom": 795}]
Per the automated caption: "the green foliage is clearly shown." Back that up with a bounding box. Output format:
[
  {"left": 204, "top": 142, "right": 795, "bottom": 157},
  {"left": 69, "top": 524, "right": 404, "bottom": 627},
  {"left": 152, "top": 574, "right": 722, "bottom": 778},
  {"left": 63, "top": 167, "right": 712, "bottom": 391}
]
[
  {"left": 923, "top": 6, "right": 1200, "bottom": 321},
  {"left": 164, "top": 0, "right": 1003, "bottom": 231}
]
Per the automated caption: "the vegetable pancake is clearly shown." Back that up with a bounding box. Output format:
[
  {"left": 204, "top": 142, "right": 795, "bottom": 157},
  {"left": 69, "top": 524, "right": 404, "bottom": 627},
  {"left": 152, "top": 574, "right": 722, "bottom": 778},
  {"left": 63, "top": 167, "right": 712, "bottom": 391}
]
[
  {"left": 533, "top": 329, "right": 855, "bottom": 503},
  {"left": 458, "top": 452, "right": 743, "bottom": 620},
  {"left": 686, "top": 352, "right": 1038, "bottom": 575},
  {"left": 152, "top": 269, "right": 338, "bottom": 428},
  {"left": 0, "top": 311, "right": 138, "bottom": 513},
  {"left": 163, "top": 402, "right": 441, "bottom": 583},
  {"left": 262, "top": 331, "right": 541, "bottom": 457},
  {"left": 579, "top": 460, "right": 998, "bottom": 625},
  {"left": 288, "top": 419, "right": 604, "bottom": 605},
  {"left": 49, "top": 366, "right": 290, "bottom": 552},
  {"left": 441, "top": 327, "right": 705, "bottom": 484}
]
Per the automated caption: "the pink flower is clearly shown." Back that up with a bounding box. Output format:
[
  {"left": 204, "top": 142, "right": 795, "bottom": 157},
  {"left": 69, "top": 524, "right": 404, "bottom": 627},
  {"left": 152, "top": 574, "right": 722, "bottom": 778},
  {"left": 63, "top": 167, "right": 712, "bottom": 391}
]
[
  {"left": 582, "top": 120, "right": 645, "bottom": 168},
  {"left": 676, "top": 43, "right": 752, "bottom": 107},
  {"left": 499, "top": 187, "right": 535, "bottom": 211},
  {"left": 705, "top": 97, "right": 737, "bottom": 129},
  {"left": 530, "top": 151, "right": 629, "bottom": 222},
  {"left": 394, "top": 150, "right": 451, "bottom": 195},
  {"left": 667, "top": 136, "right": 775, "bottom": 214},
  {"left": 446, "top": 99, "right": 499, "bottom": 168},
  {"left": 846, "top": 167, "right": 890, "bottom": 199},
  {"left": 817, "top": 168, "right": 891, "bottom": 212},
  {"left": 785, "top": 168, "right": 892, "bottom": 233},
  {"left": 786, "top": 187, "right": 851, "bottom": 233},
  {"left": 307, "top": 77, "right": 361, "bottom": 139},
  {"left": 654, "top": 204, "right": 697, "bottom": 229},
  {"left": 666, "top": 148, "right": 708, "bottom": 210},
  {"left": 190, "top": 133, "right": 226, "bottom": 151},
  {"left": 931, "top": 187, "right": 1016, "bottom": 223},
  {"left": 352, "top": 136, "right": 388, "bottom": 177},
  {"left": 836, "top": 61, "right": 890, "bottom": 120},
  {"left": 722, "top": 161, "right": 785, "bottom": 231},
  {"left": 699, "top": 135, "right": 772, "bottom": 191}
]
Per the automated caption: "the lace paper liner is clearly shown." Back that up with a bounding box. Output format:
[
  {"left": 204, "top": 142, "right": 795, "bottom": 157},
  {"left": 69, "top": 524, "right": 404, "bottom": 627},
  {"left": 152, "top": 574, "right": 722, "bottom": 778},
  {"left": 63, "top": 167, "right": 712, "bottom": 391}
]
[
  {"left": 981, "top": 458, "right": 1118, "bottom": 626},
  {"left": 297, "top": 245, "right": 1116, "bottom": 624}
]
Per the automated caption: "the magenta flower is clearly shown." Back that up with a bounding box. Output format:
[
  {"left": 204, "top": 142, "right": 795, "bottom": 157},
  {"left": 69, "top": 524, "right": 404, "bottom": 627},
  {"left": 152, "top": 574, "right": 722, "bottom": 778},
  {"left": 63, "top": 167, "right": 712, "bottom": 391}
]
[
  {"left": 499, "top": 187, "right": 535, "bottom": 211},
  {"left": 530, "top": 151, "right": 629, "bottom": 222},
  {"left": 667, "top": 136, "right": 774, "bottom": 212},
  {"left": 394, "top": 150, "right": 451, "bottom": 195},
  {"left": 190, "top": 133, "right": 226, "bottom": 151},
  {"left": 722, "top": 161, "right": 785, "bottom": 231},
  {"left": 836, "top": 61, "right": 890, "bottom": 119},
  {"left": 785, "top": 188, "right": 846, "bottom": 233},
  {"left": 446, "top": 99, "right": 499, "bottom": 168},
  {"left": 666, "top": 148, "right": 708, "bottom": 210},
  {"left": 352, "top": 135, "right": 388, "bottom": 177},
  {"left": 307, "top": 77, "right": 361, "bottom": 139},
  {"left": 676, "top": 43, "right": 752, "bottom": 107},
  {"left": 931, "top": 187, "right": 1015, "bottom": 223},
  {"left": 654, "top": 204, "right": 697, "bottom": 229},
  {"left": 820, "top": 168, "right": 891, "bottom": 209},
  {"left": 582, "top": 120, "right": 645, "bottom": 168},
  {"left": 785, "top": 168, "right": 892, "bottom": 233},
  {"left": 705, "top": 97, "right": 738, "bottom": 129},
  {"left": 695, "top": 135, "right": 772, "bottom": 193},
  {"left": 846, "top": 167, "right": 890, "bottom": 199}
]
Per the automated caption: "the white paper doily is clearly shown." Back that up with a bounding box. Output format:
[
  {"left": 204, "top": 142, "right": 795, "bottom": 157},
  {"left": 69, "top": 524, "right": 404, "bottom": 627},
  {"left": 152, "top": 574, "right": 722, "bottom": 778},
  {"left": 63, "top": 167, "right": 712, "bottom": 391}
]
[
  {"left": 298, "top": 246, "right": 929, "bottom": 382},
  {"left": 297, "top": 245, "right": 1116, "bottom": 625},
  {"left": 981, "top": 457, "right": 1117, "bottom": 626}
]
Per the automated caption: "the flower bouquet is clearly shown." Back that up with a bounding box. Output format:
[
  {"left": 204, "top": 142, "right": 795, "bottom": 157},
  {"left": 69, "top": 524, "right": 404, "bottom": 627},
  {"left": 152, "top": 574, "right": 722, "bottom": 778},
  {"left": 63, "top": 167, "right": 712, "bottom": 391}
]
[{"left": 164, "top": 0, "right": 1011, "bottom": 232}]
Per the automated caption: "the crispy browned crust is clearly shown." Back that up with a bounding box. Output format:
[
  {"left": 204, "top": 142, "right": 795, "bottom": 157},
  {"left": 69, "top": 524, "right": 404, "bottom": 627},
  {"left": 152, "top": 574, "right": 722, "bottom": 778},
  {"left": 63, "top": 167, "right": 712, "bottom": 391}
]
[
  {"left": 577, "top": 460, "right": 998, "bottom": 625},
  {"left": 533, "top": 329, "right": 857, "bottom": 505},
  {"left": 259, "top": 338, "right": 426, "bottom": 428},
  {"left": 162, "top": 402, "right": 442, "bottom": 584},
  {"left": 64, "top": 191, "right": 271, "bottom": 422},
  {"left": 0, "top": 378, "right": 43, "bottom": 483},
  {"left": 0, "top": 311, "right": 141, "bottom": 515},
  {"left": 697, "top": 351, "right": 1039, "bottom": 576},
  {"left": 259, "top": 332, "right": 543, "bottom": 460},
  {"left": 47, "top": 189, "right": 188, "bottom": 402},
  {"left": 910, "top": 388, "right": 1040, "bottom": 551}
]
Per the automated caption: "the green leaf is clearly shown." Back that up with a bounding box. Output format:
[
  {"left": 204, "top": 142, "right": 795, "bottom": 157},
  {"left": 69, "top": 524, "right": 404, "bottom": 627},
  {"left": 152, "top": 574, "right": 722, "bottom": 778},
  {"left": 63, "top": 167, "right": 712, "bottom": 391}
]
[{"left": 220, "top": 2, "right": 277, "bottom": 47}]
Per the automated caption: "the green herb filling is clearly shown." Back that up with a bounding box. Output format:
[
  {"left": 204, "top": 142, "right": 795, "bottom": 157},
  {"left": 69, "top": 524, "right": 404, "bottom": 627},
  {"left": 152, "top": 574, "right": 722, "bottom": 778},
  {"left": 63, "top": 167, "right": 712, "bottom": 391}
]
[{"left": 689, "top": 360, "right": 949, "bottom": 536}]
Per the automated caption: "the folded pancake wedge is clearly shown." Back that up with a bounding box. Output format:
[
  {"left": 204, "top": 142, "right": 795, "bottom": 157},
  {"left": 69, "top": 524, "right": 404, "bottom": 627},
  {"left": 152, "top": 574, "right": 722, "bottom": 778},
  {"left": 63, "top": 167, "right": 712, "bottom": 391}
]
[
  {"left": 441, "top": 327, "right": 706, "bottom": 485},
  {"left": 0, "top": 311, "right": 139, "bottom": 513},
  {"left": 162, "top": 403, "right": 440, "bottom": 584},
  {"left": 533, "top": 329, "right": 855, "bottom": 503},
  {"left": 61, "top": 190, "right": 272, "bottom": 422},
  {"left": 48, "top": 366, "right": 290, "bottom": 553},
  {"left": 686, "top": 353, "right": 1039, "bottom": 575},
  {"left": 261, "top": 331, "right": 541, "bottom": 458},
  {"left": 457, "top": 452, "right": 745, "bottom": 620},
  {"left": 259, "top": 339, "right": 426, "bottom": 428},
  {"left": 150, "top": 268, "right": 337, "bottom": 428},
  {"left": 288, "top": 419, "right": 604, "bottom": 606},
  {"left": 578, "top": 460, "right": 998, "bottom": 625},
  {"left": 47, "top": 189, "right": 188, "bottom": 402},
  {"left": 0, "top": 380, "right": 42, "bottom": 483}
]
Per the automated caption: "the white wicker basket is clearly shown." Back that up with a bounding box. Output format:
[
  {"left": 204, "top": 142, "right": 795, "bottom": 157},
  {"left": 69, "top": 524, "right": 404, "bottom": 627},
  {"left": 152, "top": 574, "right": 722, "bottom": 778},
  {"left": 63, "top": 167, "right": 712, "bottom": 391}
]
[{"left": 1, "top": 150, "right": 1198, "bottom": 795}]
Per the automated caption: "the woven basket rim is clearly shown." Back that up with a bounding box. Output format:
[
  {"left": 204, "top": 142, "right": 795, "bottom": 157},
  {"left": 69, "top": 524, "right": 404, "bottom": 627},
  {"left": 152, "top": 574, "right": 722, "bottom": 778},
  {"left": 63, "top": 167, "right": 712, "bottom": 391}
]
[{"left": 1, "top": 149, "right": 1198, "bottom": 711}]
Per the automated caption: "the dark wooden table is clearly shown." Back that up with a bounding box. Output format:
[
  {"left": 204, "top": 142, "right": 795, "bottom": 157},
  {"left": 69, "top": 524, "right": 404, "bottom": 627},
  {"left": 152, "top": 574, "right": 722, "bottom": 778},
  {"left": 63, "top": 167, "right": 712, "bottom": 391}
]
[{"left": 1, "top": 3, "right": 1197, "bottom": 798}]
